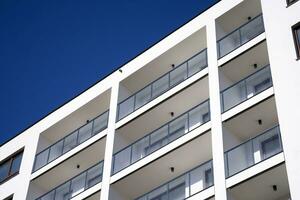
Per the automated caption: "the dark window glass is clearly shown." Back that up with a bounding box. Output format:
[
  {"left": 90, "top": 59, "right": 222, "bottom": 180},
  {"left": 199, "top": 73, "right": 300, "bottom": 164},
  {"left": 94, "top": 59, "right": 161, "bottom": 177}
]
[
  {"left": 0, "top": 151, "right": 23, "bottom": 184},
  {"left": 0, "top": 162, "right": 10, "bottom": 182},
  {"left": 292, "top": 23, "right": 300, "bottom": 58},
  {"left": 261, "top": 135, "right": 280, "bottom": 159},
  {"left": 287, "top": 0, "right": 299, "bottom": 6},
  {"left": 11, "top": 154, "right": 23, "bottom": 174}
]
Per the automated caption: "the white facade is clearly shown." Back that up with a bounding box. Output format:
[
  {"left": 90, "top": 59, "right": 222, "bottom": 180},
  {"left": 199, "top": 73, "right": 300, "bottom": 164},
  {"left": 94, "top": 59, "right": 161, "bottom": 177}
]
[{"left": 0, "top": 0, "right": 299, "bottom": 199}]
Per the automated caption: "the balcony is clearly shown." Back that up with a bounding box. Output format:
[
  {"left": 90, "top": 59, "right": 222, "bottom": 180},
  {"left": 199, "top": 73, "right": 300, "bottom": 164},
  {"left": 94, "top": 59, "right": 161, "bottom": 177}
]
[
  {"left": 220, "top": 65, "right": 272, "bottom": 113},
  {"left": 225, "top": 125, "right": 282, "bottom": 178},
  {"left": 216, "top": 0, "right": 263, "bottom": 60},
  {"left": 117, "top": 49, "right": 207, "bottom": 121},
  {"left": 110, "top": 129, "right": 212, "bottom": 200},
  {"left": 227, "top": 164, "right": 291, "bottom": 200},
  {"left": 35, "top": 161, "right": 103, "bottom": 200},
  {"left": 112, "top": 99, "right": 210, "bottom": 175},
  {"left": 136, "top": 160, "right": 213, "bottom": 200},
  {"left": 33, "top": 110, "right": 109, "bottom": 172},
  {"left": 217, "top": 14, "right": 264, "bottom": 58}
]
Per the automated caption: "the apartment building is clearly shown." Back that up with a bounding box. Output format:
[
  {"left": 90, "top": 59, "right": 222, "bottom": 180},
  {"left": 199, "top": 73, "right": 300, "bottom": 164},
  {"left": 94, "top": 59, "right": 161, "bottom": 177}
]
[{"left": 1, "top": 0, "right": 300, "bottom": 199}]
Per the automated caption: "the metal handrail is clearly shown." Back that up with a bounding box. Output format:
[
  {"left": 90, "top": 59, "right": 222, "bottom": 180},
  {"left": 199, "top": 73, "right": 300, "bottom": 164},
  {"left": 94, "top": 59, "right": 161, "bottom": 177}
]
[
  {"left": 36, "top": 160, "right": 104, "bottom": 200},
  {"left": 112, "top": 99, "right": 210, "bottom": 174},
  {"left": 117, "top": 48, "right": 208, "bottom": 121},
  {"left": 33, "top": 110, "right": 109, "bottom": 172}
]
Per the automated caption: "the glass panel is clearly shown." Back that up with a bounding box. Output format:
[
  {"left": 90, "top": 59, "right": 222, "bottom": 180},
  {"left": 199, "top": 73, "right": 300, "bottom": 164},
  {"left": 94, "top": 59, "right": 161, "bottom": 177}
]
[
  {"left": 113, "top": 147, "right": 131, "bottom": 174},
  {"left": 135, "top": 85, "right": 151, "bottom": 109},
  {"left": 253, "top": 127, "right": 281, "bottom": 162},
  {"left": 86, "top": 163, "right": 103, "bottom": 188},
  {"left": 40, "top": 191, "right": 55, "bottom": 200},
  {"left": 78, "top": 122, "right": 93, "bottom": 144},
  {"left": 189, "top": 162, "right": 213, "bottom": 195},
  {"left": 188, "top": 102, "right": 210, "bottom": 130},
  {"left": 168, "top": 175, "right": 186, "bottom": 200},
  {"left": 34, "top": 149, "right": 49, "bottom": 171},
  {"left": 148, "top": 185, "right": 168, "bottom": 200},
  {"left": 70, "top": 173, "right": 86, "bottom": 197},
  {"left": 0, "top": 161, "right": 10, "bottom": 182},
  {"left": 245, "top": 67, "right": 271, "bottom": 97},
  {"left": 93, "top": 111, "right": 108, "bottom": 135},
  {"left": 148, "top": 125, "right": 169, "bottom": 154},
  {"left": 240, "top": 16, "right": 264, "bottom": 44},
  {"left": 118, "top": 96, "right": 134, "bottom": 120},
  {"left": 11, "top": 153, "right": 23, "bottom": 175},
  {"left": 222, "top": 81, "right": 247, "bottom": 111},
  {"left": 218, "top": 30, "right": 240, "bottom": 58},
  {"left": 152, "top": 74, "right": 169, "bottom": 98},
  {"left": 169, "top": 114, "right": 188, "bottom": 142},
  {"left": 48, "top": 140, "right": 64, "bottom": 162},
  {"left": 188, "top": 51, "right": 207, "bottom": 77},
  {"left": 131, "top": 137, "right": 150, "bottom": 163},
  {"left": 55, "top": 182, "right": 71, "bottom": 200},
  {"left": 226, "top": 141, "right": 254, "bottom": 177},
  {"left": 63, "top": 131, "right": 78, "bottom": 154},
  {"left": 170, "top": 63, "right": 187, "bottom": 87}
]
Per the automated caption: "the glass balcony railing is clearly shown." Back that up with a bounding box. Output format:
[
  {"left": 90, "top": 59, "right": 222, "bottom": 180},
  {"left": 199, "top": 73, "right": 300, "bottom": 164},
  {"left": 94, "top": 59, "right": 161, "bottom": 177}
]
[
  {"left": 136, "top": 160, "right": 213, "bottom": 200},
  {"left": 112, "top": 100, "right": 210, "bottom": 174},
  {"left": 217, "top": 14, "right": 264, "bottom": 58},
  {"left": 225, "top": 125, "right": 282, "bottom": 178},
  {"left": 220, "top": 65, "right": 272, "bottom": 113},
  {"left": 117, "top": 49, "right": 208, "bottom": 121},
  {"left": 36, "top": 161, "right": 103, "bottom": 200},
  {"left": 33, "top": 110, "right": 109, "bottom": 172}
]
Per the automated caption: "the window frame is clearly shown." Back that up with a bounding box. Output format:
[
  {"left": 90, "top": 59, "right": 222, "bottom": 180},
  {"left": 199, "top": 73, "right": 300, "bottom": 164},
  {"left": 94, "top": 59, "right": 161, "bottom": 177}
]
[
  {"left": 0, "top": 149, "right": 23, "bottom": 184},
  {"left": 292, "top": 22, "right": 300, "bottom": 59}
]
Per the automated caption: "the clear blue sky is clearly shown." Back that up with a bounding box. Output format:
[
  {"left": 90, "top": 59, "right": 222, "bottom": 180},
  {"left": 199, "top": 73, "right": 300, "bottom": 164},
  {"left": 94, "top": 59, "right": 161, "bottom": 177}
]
[{"left": 0, "top": 0, "right": 217, "bottom": 145}]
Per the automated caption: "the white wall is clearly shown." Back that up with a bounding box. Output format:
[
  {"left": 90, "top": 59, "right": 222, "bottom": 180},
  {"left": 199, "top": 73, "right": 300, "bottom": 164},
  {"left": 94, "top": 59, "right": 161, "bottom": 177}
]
[{"left": 260, "top": 0, "right": 300, "bottom": 199}]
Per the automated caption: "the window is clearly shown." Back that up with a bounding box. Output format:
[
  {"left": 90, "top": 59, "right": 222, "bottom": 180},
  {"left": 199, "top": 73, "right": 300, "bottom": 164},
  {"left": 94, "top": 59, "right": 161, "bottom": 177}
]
[
  {"left": 292, "top": 22, "right": 300, "bottom": 58},
  {"left": 287, "top": 0, "right": 299, "bottom": 6},
  {"left": 261, "top": 135, "right": 280, "bottom": 159},
  {"left": 0, "top": 150, "right": 23, "bottom": 184},
  {"left": 204, "top": 168, "right": 213, "bottom": 186}
]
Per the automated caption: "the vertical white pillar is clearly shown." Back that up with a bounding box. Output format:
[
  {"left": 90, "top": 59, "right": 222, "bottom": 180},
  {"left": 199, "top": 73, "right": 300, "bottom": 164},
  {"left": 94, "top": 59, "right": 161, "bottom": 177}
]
[
  {"left": 207, "top": 20, "right": 227, "bottom": 200},
  {"left": 100, "top": 82, "right": 120, "bottom": 200},
  {"left": 260, "top": 0, "right": 300, "bottom": 199}
]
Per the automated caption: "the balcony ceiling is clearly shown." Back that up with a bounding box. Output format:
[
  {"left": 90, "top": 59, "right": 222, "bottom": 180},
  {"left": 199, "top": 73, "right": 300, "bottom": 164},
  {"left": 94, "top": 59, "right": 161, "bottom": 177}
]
[
  {"left": 121, "top": 27, "right": 207, "bottom": 95},
  {"left": 216, "top": 0, "right": 262, "bottom": 38},
  {"left": 228, "top": 164, "right": 290, "bottom": 200},
  {"left": 40, "top": 90, "right": 110, "bottom": 146},
  {"left": 115, "top": 77, "right": 209, "bottom": 152},
  {"left": 112, "top": 131, "right": 212, "bottom": 199},
  {"left": 31, "top": 137, "right": 106, "bottom": 194},
  {"left": 224, "top": 96, "right": 278, "bottom": 142},
  {"left": 219, "top": 41, "right": 269, "bottom": 87}
]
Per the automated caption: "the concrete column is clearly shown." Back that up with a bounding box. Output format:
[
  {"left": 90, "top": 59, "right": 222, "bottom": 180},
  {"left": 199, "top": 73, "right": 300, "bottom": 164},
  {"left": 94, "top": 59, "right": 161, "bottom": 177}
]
[
  {"left": 260, "top": 0, "right": 300, "bottom": 199},
  {"left": 207, "top": 20, "right": 227, "bottom": 200},
  {"left": 100, "top": 83, "right": 120, "bottom": 200}
]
